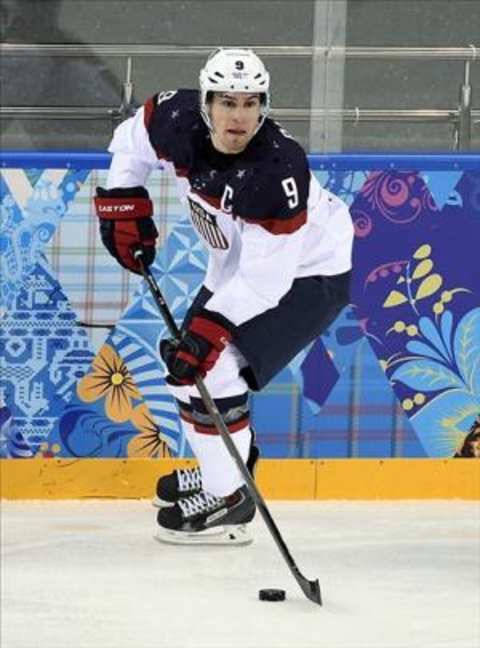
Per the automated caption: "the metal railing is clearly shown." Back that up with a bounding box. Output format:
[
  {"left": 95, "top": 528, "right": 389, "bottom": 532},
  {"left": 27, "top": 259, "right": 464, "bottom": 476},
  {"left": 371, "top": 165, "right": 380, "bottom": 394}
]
[
  {"left": 1, "top": 44, "right": 478, "bottom": 59},
  {"left": 1, "top": 44, "right": 478, "bottom": 149}
]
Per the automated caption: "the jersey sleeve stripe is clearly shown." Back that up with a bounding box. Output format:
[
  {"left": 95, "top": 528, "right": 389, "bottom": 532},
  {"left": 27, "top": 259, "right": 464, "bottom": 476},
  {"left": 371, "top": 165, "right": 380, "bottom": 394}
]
[
  {"left": 191, "top": 189, "right": 221, "bottom": 210},
  {"left": 143, "top": 96, "right": 156, "bottom": 129},
  {"left": 243, "top": 209, "right": 307, "bottom": 235},
  {"left": 153, "top": 145, "right": 189, "bottom": 177}
]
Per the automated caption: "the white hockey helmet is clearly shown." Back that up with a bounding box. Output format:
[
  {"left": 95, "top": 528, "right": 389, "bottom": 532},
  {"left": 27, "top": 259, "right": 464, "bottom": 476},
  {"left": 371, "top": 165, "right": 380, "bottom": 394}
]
[{"left": 199, "top": 47, "right": 270, "bottom": 132}]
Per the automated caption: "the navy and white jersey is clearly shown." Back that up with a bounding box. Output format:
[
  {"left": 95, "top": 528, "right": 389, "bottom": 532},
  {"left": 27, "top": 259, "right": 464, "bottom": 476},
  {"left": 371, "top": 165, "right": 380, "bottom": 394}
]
[{"left": 107, "top": 89, "right": 354, "bottom": 326}]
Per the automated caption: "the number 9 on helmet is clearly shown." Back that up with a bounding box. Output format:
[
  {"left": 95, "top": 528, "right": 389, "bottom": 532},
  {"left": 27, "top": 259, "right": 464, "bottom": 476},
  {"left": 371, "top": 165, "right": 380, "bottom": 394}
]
[{"left": 199, "top": 47, "right": 271, "bottom": 132}]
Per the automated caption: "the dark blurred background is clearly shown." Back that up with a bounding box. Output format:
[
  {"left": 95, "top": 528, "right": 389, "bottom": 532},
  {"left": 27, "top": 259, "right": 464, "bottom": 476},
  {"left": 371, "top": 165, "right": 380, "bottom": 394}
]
[{"left": 1, "top": 0, "right": 479, "bottom": 152}]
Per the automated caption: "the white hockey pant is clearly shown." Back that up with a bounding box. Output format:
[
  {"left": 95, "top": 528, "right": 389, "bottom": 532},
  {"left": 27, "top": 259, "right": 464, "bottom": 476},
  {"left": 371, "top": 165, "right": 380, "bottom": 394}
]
[{"left": 165, "top": 343, "right": 252, "bottom": 497}]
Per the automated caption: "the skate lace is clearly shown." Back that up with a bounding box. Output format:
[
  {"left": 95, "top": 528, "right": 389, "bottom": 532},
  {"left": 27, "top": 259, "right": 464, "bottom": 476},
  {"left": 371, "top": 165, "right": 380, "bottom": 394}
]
[
  {"left": 178, "top": 491, "right": 221, "bottom": 517},
  {"left": 177, "top": 466, "right": 202, "bottom": 492}
]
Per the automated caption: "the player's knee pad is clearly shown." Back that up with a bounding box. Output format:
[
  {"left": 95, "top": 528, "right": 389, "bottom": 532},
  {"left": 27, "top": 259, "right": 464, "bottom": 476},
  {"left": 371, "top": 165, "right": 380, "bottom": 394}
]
[{"left": 189, "top": 393, "right": 249, "bottom": 435}]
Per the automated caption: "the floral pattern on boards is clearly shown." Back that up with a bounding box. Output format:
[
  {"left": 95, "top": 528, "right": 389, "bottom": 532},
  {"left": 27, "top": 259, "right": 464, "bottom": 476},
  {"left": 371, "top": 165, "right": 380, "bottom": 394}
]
[
  {"left": 77, "top": 344, "right": 142, "bottom": 423},
  {"left": 72, "top": 343, "right": 170, "bottom": 458},
  {"left": 387, "top": 302, "right": 480, "bottom": 456},
  {"left": 128, "top": 403, "right": 170, "bottom": 458},
  {"left": 348, "top": 169, "right": 480, "bottom": 457},
  {"left": 2, "top": 162, "right": 479, "bottom": 458},
  {"left": 367, "top": 242, "right": 479, "bottom": 456},
  {"left": 0, "top": 406, "right": 34, "bottom": 458}
]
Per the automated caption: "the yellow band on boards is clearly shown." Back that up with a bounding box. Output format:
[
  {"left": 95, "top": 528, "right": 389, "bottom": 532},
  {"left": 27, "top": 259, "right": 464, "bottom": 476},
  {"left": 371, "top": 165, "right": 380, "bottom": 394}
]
[{"left": 1, "top": 458, "right": 478, "bottom": 500}]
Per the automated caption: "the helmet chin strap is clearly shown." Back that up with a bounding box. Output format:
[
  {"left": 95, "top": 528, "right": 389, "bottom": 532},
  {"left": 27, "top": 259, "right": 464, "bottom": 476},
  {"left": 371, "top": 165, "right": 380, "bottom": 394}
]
[{"left": 253, "top": 114, "right": 266, "bottom": 135}]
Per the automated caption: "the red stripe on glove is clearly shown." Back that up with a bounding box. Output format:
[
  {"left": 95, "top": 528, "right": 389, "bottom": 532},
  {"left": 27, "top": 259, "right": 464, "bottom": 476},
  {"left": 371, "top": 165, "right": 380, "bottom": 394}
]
[
  {"left": 94, "top": 196, "right": 153, "bottom": 220},
  {"left": 176, "top": 350, "right": 201, "bottom": 368},
  {"left": 189, "top": 316, "right": 232, "bottom": 351}
]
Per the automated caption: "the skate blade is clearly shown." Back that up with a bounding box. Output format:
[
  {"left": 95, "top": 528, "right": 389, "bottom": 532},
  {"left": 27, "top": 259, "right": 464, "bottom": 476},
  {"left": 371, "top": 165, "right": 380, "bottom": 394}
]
[
  {"left": 154, "top": 524, "right": 253, "bottom": 546},
  {"left": 151, "top": 495, "right": 174, "bottom": 508}
]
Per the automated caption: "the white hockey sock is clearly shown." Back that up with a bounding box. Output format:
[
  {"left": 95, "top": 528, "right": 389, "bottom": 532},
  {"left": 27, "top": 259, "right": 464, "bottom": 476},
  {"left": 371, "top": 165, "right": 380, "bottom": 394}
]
[
  {"left": 184, "top": 420, "right": 200, "bottom": 457},
  {"left": 188, "top": 426, "right": 251, "bottom": 497}
]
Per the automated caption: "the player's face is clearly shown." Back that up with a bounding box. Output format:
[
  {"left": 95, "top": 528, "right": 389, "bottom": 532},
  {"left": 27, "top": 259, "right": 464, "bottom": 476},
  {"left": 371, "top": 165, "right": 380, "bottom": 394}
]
[{"left": 210, "top": 93, "right": 261, "bottom": 154}]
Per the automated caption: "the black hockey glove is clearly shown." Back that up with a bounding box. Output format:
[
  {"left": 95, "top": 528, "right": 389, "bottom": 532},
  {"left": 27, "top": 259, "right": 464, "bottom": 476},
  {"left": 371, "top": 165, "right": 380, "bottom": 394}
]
[
  {"left": 159, "top": 311, "right": 233, "bottom": 385},
  {"left": 94, "top": 186, "right": 158, "bottom": 274}
]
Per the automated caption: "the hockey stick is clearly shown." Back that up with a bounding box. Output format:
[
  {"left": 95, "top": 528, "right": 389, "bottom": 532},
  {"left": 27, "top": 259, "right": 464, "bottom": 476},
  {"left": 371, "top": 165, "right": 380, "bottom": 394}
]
[{"left": 135, "top": 252, "right": 322, "bottom": 606}]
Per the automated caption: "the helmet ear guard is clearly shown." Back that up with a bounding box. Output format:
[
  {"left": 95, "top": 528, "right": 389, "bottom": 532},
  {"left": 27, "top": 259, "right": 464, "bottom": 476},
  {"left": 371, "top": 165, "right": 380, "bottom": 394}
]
[{"left": 199, "top": 47, "right": 271, "bottom": 132}]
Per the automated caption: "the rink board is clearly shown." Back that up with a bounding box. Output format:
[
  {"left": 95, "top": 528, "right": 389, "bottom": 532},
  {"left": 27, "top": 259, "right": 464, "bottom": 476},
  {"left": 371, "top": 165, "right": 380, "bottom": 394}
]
[
  {"left": 1, "top": 149, "right": 480, "bottom": 525},
  {"left": 1, "top": 458, "right": 478, "bottom": 500}
]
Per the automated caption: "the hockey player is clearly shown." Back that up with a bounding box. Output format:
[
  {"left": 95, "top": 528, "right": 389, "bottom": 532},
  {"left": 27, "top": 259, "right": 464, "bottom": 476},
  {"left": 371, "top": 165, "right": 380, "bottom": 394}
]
[{"left": 94, "top": 48, "right": 354, "bottom": 545}]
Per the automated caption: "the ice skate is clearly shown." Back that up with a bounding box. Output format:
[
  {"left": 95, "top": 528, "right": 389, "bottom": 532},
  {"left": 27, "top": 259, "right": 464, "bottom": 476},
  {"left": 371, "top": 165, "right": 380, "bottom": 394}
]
[
  {"left": 153, "top": 431, "right": 260, "bottom": 508},
  {"left": 154, "top": 485, "right": 256, "bottom": 546},
  {"left": 152, "top": 465, "right": 203, "bottom": 507}
]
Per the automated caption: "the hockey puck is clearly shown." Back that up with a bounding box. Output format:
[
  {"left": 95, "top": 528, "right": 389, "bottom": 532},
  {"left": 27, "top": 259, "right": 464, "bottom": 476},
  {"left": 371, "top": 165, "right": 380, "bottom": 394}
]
[{"left": 258, "top": 588, "right": 286, "bottom": 601}]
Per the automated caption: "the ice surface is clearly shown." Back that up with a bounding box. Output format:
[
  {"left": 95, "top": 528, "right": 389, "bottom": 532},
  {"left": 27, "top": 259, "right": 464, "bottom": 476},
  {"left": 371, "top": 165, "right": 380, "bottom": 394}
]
[{"left": 1, "top": 500, "right": 479, "bottom": 648}]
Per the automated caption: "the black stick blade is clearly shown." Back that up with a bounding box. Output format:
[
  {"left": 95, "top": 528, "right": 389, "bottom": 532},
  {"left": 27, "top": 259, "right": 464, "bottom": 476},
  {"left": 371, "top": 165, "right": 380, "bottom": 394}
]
[{"left": 299, "top": 577, "right": 322, "bottom": 606}]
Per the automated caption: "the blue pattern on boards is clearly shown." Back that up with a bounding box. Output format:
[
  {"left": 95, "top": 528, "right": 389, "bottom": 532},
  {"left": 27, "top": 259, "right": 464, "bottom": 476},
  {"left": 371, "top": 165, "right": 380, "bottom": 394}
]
[{"left": 1, "top": 161, "right": 479, "bottom": 458}]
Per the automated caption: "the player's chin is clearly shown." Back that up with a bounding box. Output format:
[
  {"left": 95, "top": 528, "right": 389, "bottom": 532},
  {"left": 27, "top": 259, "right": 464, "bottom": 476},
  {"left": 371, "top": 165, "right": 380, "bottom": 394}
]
[{"left": 225, "top": 132, "right": 251, "bottom": 152}]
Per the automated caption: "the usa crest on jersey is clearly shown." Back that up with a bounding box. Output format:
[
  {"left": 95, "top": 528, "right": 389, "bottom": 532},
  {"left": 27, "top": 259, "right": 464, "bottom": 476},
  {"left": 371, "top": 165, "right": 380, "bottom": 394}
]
[{"left": 188, "top": 197, "right": 229, "bottom": 250}]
